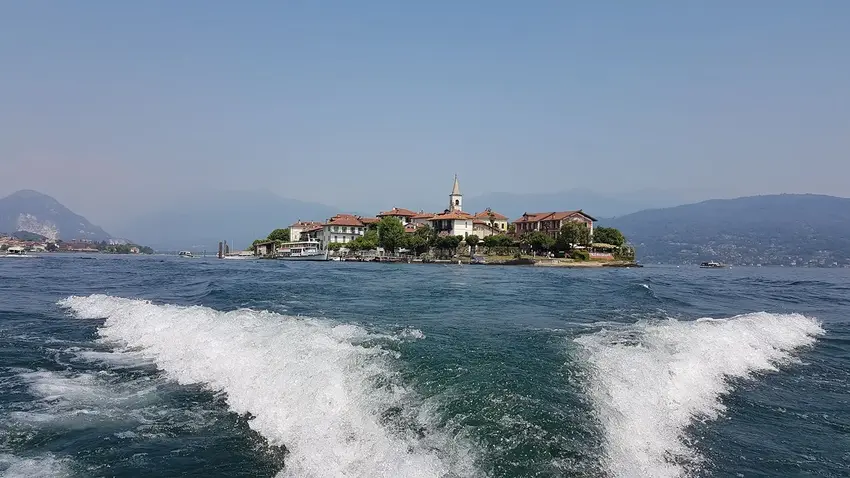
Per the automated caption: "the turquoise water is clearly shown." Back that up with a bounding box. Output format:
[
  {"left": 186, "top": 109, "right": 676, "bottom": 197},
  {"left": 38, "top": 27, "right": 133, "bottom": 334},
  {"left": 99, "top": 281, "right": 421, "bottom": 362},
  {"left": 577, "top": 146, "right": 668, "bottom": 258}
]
[{"left": 1, "top": 255, "right": 847, "bottom": 477}]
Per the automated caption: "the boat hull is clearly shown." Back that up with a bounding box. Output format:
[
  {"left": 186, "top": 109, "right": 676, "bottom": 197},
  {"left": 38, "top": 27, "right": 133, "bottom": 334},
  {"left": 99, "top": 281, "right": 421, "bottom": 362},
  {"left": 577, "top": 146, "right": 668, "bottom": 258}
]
[{"left": 276, "top": 252, "right": 330, "bottom": 261}]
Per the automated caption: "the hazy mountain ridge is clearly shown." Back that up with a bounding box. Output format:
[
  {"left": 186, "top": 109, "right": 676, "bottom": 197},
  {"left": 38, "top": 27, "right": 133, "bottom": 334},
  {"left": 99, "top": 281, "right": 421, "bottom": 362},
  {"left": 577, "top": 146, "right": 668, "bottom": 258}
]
[
  {"left": 605, "top": 194, "right": 850, "bottom": 266},
  {"left": 0, "top": 190, "right": 112, "bottom": 241},
  {"left": 109, "top": 190, "right": 340, "bottom": 251}
]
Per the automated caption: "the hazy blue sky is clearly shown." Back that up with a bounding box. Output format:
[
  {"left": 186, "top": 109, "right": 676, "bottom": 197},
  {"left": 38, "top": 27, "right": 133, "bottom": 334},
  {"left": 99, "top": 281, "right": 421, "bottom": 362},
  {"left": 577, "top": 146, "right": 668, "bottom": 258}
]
[{"left": 2, "top": 1, "right": 848, "bottom": 223}]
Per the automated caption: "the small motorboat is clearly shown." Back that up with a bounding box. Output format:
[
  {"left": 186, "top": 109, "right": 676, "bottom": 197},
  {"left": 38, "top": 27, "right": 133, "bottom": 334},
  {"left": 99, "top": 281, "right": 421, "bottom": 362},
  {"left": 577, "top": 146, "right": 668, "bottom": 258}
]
[
  {"left": 178, "top": 251, "right": 194, "bottom": 258},
  {"left": 700, "top": 261, "right": 726, "bottom": 268}
]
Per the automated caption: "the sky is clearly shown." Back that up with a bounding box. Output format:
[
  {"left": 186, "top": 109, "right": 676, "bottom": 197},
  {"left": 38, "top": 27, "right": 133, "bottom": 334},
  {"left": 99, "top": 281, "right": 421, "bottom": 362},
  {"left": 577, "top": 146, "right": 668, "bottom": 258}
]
[{"left": 1, "top": 1, "right": 848, "bottom": 225}]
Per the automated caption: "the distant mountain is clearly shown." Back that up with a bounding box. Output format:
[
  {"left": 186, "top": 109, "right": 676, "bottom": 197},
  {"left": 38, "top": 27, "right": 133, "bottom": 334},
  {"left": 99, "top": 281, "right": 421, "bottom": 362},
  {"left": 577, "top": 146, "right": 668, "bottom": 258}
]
[
  {"left": 0, "top": 190, "right": 112, "bottom": 241},
  {"left": 466, "top": 189, "right": 689, "bottom": 221},
  {"left": 109, "top": 190, "right": 340, "bottom": 251},
  {"left": 605, "top": 194, "right": 850, "bottom": 266}
]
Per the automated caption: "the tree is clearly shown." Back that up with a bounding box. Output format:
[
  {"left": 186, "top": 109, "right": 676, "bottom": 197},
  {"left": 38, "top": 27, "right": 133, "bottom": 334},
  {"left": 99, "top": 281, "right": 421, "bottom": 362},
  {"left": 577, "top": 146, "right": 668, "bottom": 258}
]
[
  {"left": 527, "top": 231, "right": 555, "bottom": 253},
  {"left": 556, "top": 221, "right": 591, "bottom": 251},
  {"left": 377, "top": 217, "right": 406, "bottom": 253},
  {"left": 434, "top": 235, "right": 462, "bottom": 257},
  {"left": 327, "top": 242, "right": 343, "bottom": 251},
  {"left": 267, "top": 228, "right": 290, "bottom": 243},
  {"left": 507, "top": 223, "right": 516, "bottom": 235},
  {"left": 465, "top": 234, "right": 480, "bottom": 254},
  {"left": 593, "top": 226, "right": 626, "bottom": 246}
]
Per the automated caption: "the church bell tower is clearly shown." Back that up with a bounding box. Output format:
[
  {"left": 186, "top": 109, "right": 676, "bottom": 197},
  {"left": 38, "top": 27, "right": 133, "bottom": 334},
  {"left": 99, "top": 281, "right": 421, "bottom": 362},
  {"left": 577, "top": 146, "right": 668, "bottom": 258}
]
[{"left": 449, "top": 174, "right": 462, "bottom": 212}]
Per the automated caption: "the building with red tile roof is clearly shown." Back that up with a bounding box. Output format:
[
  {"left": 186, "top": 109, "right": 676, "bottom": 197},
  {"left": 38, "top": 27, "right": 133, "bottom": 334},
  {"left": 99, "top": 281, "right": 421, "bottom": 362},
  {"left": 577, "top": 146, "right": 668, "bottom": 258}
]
[
  {"left": 513, "top": 211, "right": 596, "bottom": 238},
  {"left": 472, "top": 208, "right": 510, "bottom": 233},
  {"left": 289, "top": 220, "right": 324, "bottom": 242},
  {"left": 410, "top": 211, "right": 438, "bottom": 225}
]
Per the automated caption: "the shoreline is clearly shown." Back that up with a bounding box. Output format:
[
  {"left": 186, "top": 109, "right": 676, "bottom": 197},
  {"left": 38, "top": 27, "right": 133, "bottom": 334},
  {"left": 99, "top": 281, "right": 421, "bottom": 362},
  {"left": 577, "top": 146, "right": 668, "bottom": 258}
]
[{"left": 328, "top": 256, "right": 641, "bottom": 268}]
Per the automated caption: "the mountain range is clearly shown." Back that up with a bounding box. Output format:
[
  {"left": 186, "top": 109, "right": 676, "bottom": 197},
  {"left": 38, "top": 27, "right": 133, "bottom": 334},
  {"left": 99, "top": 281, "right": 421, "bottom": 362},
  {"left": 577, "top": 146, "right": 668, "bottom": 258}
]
[
  {"left": 605, "top": 194, "right": 850, "bottom": 266},
  {"left": 0, "top": 190, "right": 112, "bottom": 242}
]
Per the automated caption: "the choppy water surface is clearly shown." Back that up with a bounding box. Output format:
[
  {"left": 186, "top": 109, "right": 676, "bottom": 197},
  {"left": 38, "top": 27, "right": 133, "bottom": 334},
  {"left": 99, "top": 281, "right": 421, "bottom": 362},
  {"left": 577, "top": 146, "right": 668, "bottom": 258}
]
[{"left": 1, "top": 256, "right": 848, "bottom": 477}]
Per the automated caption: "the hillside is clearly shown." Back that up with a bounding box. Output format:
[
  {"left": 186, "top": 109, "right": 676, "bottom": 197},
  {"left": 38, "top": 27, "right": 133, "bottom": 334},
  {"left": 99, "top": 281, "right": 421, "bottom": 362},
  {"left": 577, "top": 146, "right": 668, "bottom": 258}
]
[
  {"left": 605, "top": 194, "right": 850, "bottom": 266},
  {"left": 0, "top": 190, "right": 112, "bottom": 241},
  {"left": 109, "top": 190, "right": 340, "bottom": 251}
]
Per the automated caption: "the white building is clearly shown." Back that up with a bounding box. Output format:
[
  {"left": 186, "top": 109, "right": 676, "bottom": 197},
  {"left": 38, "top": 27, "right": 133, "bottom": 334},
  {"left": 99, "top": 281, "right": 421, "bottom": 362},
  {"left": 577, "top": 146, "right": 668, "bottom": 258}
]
[
  {"left": 320, "top": 214, "right": 367, "bottom": 247},
  {"left": 290, "top": 220, "right": 323, "bottom": 243},
  {"left": 428, "top": 176, "right": 509, "bottom": 239},
  {"left": 429, "top": 176, "right": 473, "bottom": 238}
]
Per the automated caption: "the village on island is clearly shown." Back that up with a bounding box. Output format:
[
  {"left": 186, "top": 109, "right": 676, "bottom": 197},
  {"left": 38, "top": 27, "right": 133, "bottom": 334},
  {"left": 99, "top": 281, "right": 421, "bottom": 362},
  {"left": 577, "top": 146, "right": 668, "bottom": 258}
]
[{"left": 249, "top": 176, "right": 636, "bottom": 267}]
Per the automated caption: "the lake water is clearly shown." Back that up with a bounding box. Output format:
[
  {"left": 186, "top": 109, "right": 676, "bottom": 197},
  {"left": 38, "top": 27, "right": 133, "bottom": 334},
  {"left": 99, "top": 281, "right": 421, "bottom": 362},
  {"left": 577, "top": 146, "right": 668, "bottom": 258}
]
[{"left": 1, "top": 255, "right": 848, "bottom": 477}]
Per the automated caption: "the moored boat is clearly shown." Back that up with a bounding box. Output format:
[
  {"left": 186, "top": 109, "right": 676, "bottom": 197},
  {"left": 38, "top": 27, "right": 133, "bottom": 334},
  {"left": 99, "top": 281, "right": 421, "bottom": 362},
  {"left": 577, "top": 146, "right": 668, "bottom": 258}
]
[{"left": 275, "top": 241, "right": 329, "bottom": 261}]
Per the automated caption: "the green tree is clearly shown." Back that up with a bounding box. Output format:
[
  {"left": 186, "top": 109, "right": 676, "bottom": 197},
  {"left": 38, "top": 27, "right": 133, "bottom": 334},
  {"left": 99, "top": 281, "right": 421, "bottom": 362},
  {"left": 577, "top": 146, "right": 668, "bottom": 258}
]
[
  {"left": 527, "top": 231, "right": 555, "bottom": 253},
  {"left": 465, "top": 234, "right": 480, "bottom": 254},
  {"left": 327, "top": 242, "right": 343, "bottom": 251},
  {"left": 377, "top": 217, "right": 406, "bottom": 253},
  {"left": 267, "top": 228, "right": 291, "bottom": 242},
  {"left": 556, "top": 222, "right": 591, "bottom": 251},
  {"left": 593, "top": 227, "right": 626, "bottom": 246},
  {"left": 434, "top": 235, "right": 463, "bottom": 257},
  {"left": 507, "top": 223, "right": 516, "bottom": 235},
  {"left": 405, "top": 233, "right": 426, "bottom": 254}
]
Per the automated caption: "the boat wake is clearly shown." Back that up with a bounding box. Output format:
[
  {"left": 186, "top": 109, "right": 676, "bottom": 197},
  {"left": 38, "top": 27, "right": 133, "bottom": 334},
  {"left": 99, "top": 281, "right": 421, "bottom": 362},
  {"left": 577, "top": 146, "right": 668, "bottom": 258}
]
[
  {"left": 575, "top": 312, "right": 824, "bottom": 478},
  {"left": 59, "top": 295, "right": 476, "bottom": 478}
]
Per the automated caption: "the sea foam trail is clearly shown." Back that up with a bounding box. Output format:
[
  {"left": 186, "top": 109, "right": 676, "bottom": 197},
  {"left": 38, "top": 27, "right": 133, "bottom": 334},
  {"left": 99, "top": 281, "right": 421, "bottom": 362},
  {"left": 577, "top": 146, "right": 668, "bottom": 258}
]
[
  {"left": 0, "top": 453, "right": 71, "bottom": 478},
  {"left": 59, "top": 295, "right": 475, "bottom": 478},
  {"left": 575, "top": 312, "right": 824, "bottom": 478}
]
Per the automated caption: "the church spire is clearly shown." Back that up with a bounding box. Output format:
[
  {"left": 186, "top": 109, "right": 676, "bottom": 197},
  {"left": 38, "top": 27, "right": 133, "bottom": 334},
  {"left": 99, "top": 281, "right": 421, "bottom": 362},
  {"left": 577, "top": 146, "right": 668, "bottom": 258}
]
[
  {"left": 449, "top": 174, "right": 463, "bottom": 212},
  {"left": 451, "top": 174, "right": 461, "bottom": 196}
]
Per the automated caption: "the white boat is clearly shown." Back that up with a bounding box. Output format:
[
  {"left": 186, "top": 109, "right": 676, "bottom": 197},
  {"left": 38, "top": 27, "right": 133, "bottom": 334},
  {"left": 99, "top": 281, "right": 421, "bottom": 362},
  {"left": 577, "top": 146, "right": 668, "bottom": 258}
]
[
  {"left": 178, "top": 251, "right": 194, "bottom": 258},
  {"left": 700, "top": 261, "right": 726, "bottom": 268},
  {"left": 275, "top": 241, "right": 329, "bottom": 261},
  {"left": 2, "top": 246, "right": 34, "bottom": 258}
]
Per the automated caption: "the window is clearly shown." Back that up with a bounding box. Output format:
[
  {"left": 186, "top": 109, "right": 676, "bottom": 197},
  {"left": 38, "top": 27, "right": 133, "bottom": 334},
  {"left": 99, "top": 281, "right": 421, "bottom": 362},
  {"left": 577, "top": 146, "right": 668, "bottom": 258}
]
[{"left": 334, "top": 236, "right": 338, "bottom": 242}]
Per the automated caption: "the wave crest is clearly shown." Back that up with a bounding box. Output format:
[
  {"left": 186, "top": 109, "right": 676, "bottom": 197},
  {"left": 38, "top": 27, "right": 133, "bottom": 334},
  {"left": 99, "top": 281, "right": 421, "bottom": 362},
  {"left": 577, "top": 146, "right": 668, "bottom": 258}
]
[
  {"left": 575, "top": 312, "right": 824, "bottom": 478},
  {"left": 59, "top": 294, "right": 475, "bottom": 478}
]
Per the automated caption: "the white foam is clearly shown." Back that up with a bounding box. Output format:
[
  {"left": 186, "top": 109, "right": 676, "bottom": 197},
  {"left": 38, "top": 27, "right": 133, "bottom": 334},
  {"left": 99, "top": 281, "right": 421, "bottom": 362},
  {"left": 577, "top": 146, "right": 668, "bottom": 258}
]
[
  {"left": 9, "top": 370, "right": 164, "bottom": 430},
  {"left": 574, "top": 312, "right": 824, "bottom": 478},
  {"left": 0, "top": 453, "right": 71, "bottom": 478},
  {"left": 59, "top": 294, "right": 476, "bottom": 478}
]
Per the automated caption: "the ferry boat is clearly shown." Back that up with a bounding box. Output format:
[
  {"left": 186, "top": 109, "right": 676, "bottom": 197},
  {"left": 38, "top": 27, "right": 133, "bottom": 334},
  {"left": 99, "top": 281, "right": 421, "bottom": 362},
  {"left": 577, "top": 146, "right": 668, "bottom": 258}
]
[
  {"left": 275, "top": 241, "right": 329, "bottom": 261},
  {"left": 2, "top": 246, "right": 31, "bottom": 257},
  {"left": 178, "top": 251, "right": 194, "bottom": 258},
  {"left": 700, "top": 261, "right": 726, "bottom": 268}
]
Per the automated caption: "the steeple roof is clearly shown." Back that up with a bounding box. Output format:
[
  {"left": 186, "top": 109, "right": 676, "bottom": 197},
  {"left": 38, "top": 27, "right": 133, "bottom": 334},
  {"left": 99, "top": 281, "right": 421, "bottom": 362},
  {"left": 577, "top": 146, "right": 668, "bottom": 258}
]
[{"left": 451, "top": 175, "right": 461, "bottom": 196}]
